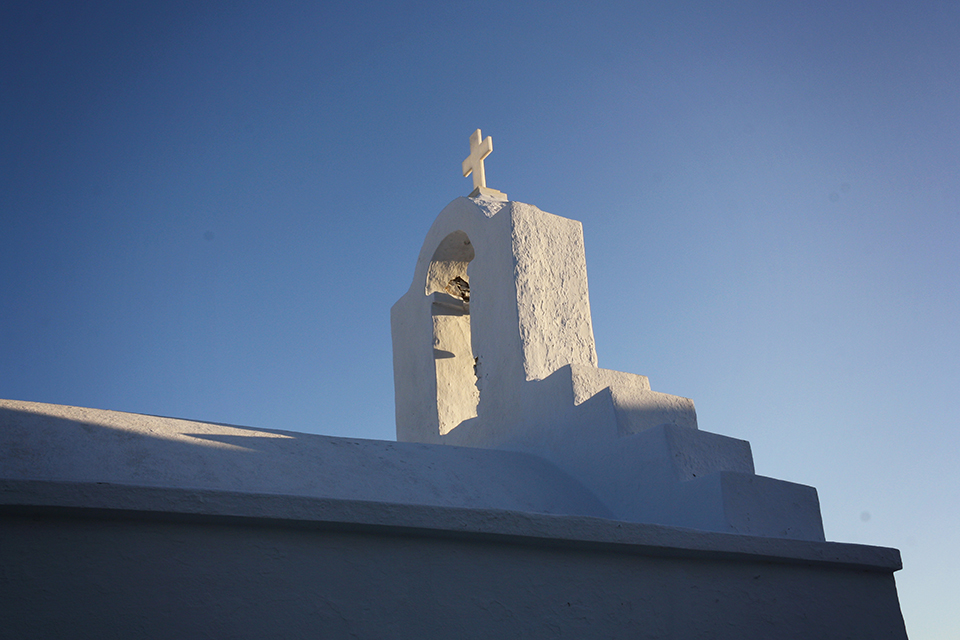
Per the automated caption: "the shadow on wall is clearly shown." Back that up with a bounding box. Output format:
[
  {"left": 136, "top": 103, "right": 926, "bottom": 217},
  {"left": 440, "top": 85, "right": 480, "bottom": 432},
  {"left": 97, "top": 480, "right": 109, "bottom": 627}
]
[{"left": 0, "top": 403, "right": 301, "bottom": 482}]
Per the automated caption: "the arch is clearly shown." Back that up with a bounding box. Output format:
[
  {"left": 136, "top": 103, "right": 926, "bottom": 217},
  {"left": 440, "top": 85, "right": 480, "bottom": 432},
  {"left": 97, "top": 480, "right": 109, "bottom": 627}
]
[
  {"left": 425, "top": 230, "right": 474, "bottom": 296},
  {"left": 427, "top": 230, "right": 478, "bottom": 435}
]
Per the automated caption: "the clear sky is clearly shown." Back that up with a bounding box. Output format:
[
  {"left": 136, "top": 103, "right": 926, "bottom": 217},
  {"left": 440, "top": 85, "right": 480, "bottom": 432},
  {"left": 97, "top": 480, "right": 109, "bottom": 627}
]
[{"left": 2, "top": 2, "right": 957, "bottom": 636}]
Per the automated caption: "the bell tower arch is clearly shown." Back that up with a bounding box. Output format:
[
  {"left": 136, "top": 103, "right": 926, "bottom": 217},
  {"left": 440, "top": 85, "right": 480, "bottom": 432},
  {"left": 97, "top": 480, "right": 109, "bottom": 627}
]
[{"left": 425, "top": 231, "right": 478, "bottom": 434}]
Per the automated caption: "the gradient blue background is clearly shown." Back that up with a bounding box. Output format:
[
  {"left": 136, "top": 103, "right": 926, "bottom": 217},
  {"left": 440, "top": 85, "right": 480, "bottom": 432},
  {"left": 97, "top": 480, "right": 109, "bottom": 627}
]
[{"left": 2, "top": 2, "right": 957, "bottom": 636}]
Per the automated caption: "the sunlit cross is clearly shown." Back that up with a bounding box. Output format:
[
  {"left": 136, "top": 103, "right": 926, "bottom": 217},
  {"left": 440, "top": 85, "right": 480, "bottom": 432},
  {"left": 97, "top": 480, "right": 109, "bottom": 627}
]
[
  {"left": 461, "top": 129, "right": 507, "bottom": 199},
  {"left": 462, "top": 129, "right": 492, "bottom": 190}
]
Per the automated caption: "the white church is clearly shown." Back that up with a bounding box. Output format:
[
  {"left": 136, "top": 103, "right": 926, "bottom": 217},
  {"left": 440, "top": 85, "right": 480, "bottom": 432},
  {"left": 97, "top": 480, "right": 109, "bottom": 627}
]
[{"left": 0, "top": 131, "right": 907, "bottom": 638}]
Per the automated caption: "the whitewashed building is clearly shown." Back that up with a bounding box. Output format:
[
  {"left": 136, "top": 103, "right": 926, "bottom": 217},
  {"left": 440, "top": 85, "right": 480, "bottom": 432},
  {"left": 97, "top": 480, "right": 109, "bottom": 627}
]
[{"left": 0, "top": 131, "right": 907, "bottom": 638}]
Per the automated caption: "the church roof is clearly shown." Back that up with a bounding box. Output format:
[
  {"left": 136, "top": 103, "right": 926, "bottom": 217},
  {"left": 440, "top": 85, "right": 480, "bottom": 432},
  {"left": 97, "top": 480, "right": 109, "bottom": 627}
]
[{"left": 0, "top": 399, "right": 613, "bottom": 518}]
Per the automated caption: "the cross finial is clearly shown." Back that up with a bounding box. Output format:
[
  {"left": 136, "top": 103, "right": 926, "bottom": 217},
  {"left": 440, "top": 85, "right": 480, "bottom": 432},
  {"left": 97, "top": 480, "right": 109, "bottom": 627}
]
[{"left": 462, "top": 129, "right": 507, "bottom": 200}]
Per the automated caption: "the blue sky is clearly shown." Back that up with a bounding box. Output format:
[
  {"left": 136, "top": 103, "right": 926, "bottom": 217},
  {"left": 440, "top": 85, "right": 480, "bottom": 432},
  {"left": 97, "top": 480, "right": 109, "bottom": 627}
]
[{"left": 2, "top": 2, "right": 958, "bottom": 636}]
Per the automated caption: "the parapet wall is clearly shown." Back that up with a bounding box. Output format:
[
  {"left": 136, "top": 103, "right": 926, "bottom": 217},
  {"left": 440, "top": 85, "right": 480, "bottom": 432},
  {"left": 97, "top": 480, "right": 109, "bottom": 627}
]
[{"left": 0, "top": 478, "right": 907, "bottom": 640}]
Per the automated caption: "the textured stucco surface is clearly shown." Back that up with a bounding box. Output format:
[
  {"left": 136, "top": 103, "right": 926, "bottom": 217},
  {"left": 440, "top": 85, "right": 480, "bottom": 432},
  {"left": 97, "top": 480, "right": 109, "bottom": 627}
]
[{"left": 390, "top": 197, "right": 824, "bottom": 540}]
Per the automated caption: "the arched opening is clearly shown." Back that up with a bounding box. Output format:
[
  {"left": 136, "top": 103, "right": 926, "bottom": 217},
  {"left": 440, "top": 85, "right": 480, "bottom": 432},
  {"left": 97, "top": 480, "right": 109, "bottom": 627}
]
[{"left": 426, "top": 230, "right": 478, "bottom": 435}]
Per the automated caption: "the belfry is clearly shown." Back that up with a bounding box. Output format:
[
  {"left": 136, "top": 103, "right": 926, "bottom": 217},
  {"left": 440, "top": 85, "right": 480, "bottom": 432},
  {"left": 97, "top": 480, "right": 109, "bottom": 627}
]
[{"left": 393, "top": 130, "right": 821, "bottom": 537}]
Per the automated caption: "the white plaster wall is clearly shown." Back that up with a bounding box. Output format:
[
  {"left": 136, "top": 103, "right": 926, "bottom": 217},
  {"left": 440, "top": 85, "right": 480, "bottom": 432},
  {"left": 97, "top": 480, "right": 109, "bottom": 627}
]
[
  {"left": 432, "top": 301, "right": 479, "bottom": 433},
  {"left": 0, "top": 481, "right": 908, "bottom": 640},
  {"left": 1, "top": 396, "right": 823, "bottom": 539},
  {"left": 0, "top": 397, "right": 903, "bottom": 635},
  {"left": 510, "top": 200, "right": 598, "bottom": 380},
  {"left": 392, "top": 198, "right": 696, "bottom": 448},
  {"left": 391, "top": 197, "right": 825, "bottom": 541},
  {"left": 0, "top": 399, "right": 611, "bottom": 518},
  {"left": 391, "top": 197, "right": 603, "bottom": 445}
]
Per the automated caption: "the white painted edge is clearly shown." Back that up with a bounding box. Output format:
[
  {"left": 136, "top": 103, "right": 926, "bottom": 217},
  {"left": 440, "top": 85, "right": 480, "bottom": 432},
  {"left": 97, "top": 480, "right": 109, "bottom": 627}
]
[{"left": 0, "top": 479, "right": 901, "bottom": 573}]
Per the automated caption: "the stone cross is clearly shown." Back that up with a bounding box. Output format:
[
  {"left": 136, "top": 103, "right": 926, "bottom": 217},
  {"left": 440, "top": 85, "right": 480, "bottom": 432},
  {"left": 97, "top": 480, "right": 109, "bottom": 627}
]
[
  {"left": 462, "top": 129, "right": 492, "bottom": 191},
  {"left": 462, "top": 129, "right": 507, "bottom": 199}
]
